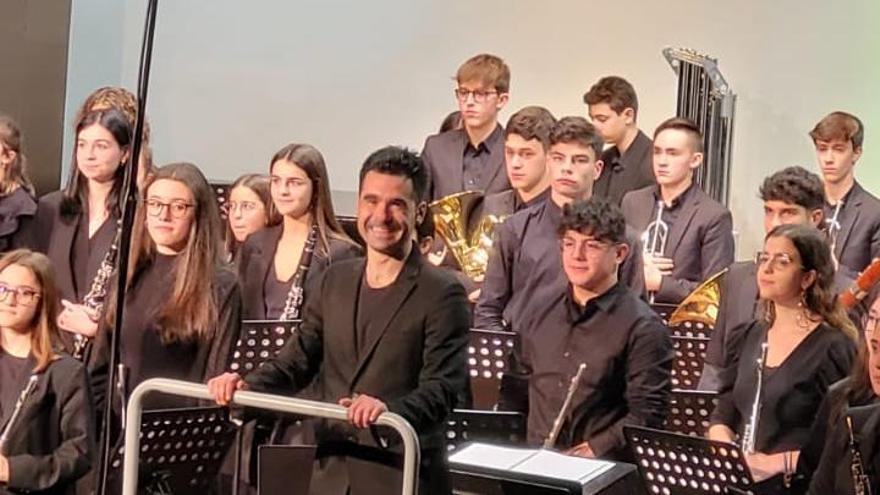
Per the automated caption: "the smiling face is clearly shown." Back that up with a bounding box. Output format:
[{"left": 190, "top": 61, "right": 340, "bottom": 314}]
[
  {"left": 0, "top": 263, "right": 41, "bottom": 332},
  {"left": 270, "top": 159, "right": 313, "bottom": 219},
  {"left": 561, "top": 230, "right": 627, "bottom": 292},
  {"left": 76, "top": 123, "right": 128, "bottom": 183},
  {"left": 357, "top": 171, "right": 423, "bottom": 258},
  {"left": 146, "top": 178, "right": 197, "bottom": 255},
  {"left": 227, "top": 185, "right": 268, "bottom": 243}
]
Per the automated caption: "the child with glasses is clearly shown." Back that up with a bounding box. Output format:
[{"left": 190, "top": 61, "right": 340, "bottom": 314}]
[{"left": 0, "top": 249, "right": 94, "bottom": 493}]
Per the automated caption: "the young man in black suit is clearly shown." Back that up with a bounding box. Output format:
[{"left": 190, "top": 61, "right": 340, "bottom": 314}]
[
  {"left": 584, "top": 76, "right": 655, "bottom": 205},
  {"left": 209, "top": 147, "right": 470, "bottom": 495},
  {"left": 422, "top": 53, "right": 511, "bottom": 201},
  {"left": 811, "top": 111, "right": 880, "bottom": 279},
  {"left": 622, "top": 117, "right": 735, "bottom": 304}
]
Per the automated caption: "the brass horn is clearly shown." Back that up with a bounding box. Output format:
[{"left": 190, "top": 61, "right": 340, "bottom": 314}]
[
  {"left": 667, "top": 268, "right": 727, "bottom": 328},
  {"left": 429, "top": 191, "right": 506, "bottom": 280}
]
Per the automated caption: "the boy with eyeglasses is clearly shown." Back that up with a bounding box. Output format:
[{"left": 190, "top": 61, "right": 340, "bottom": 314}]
[{"left": 422, "top": 53, "right": 511, "bottom": 201}]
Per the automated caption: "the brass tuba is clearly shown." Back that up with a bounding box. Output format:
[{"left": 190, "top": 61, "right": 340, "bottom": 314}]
[
  {"left": 667, "top": 268, "right": 727, "bottom": 328},
  {"left": 429, "top": 191, "right": 505, "bottom": 280}
]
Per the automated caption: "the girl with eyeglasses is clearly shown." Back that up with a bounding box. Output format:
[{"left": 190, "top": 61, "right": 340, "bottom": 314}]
[
  {"left": 0, "top": 116, "right": 37, "bottom": 253},
  {"left": 708, "top": 224, "right": 857, "bottom": 489},
  {"left": 237, "top": 143, "right": 359, "bottom": 321},
  {"left": 0, "top": 249, "right": 94, "bottom": 494},
  {"left": 89, "top": 162, "right": 242, "bottom": 421},
  {"left": 29, "top": 109, "right": 132, "bottom": 362},
  {"left": 224, "top": 174, "right": 279, "bottom": 264}
]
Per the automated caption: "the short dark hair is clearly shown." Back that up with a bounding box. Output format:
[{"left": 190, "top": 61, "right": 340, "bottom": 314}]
[
  {"left": 438, "top": 111, "right": 462, "bottom": 134},
  {"left": 809, "top": 111, "right": 864, "bottom": 150},
  {"left": 505, "top": 106, "right": 557, "bottom": 150},
  {"left": 583, "top": 76, "right": 639, "bottom": 118},
  {"left": 549, "top": 117, "right": 604, "bottom": 158},
  {"left": 759, "top": 166, "right": 825, "bottom": 211},
  {"left": 558, "top": 198, "right": 625, "bottom": 244},
  {"left": 654, "top": 117, "right": 704, "bottom": 153},
  {"left": 358, "top": 146, "right": 427, "bottom": 202}
]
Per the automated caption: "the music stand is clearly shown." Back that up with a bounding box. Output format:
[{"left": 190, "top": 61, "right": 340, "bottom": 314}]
[
  {"left": 108, "top": 406, "right": 237, "bottom": 494},
  {"left": 209, "top": 182, "right": 231, "bottom": 223},
  {"left": 670, "top": 320, "right": 712, "bottom": 340},
  {"left": 663, "top": 390, "right": 719, "bottom": 438},
  {"left": 650, "top": 303, "right": 678, "bottom": 325},
  {"left": 625, "top": 426, "right": 755, "bottom": 494},
  {"left": 671, "top": 336, "right": 710, "bottom": 390},
  {"left": 230, "top": 320, "right": 300, "bottom": 375},
  {"left": 468, "top": 328, "right": 516, "bottom": 409},
  {"left": 445, "top": 409, "right": 526, "bottom": 452}
]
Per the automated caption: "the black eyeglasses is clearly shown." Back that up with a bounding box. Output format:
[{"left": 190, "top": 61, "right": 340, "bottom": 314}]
[
  {"left": 454, "top": 88, "right": 498, "bottom": 103},
  {"left": 0, "top": 282, "right": 41, "bottom": 306},
  {"left": 146, "top": 199, "right": 195, "bottom": 219}
]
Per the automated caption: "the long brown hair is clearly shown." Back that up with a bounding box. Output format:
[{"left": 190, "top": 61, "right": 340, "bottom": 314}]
[
  {"left": 269, "top": 143, "right": 354, "bottom": 256},
  {"left": 760, "top": 223, "right": 858, "bottom": 341},
  {"left": 0, "top": 115, "right": 35, "bottom": 196},
  {"left": 107, "top": 162, "right": 224, "bottom": 344},
  {"left": 0, "top": 249, "right": 61, "bottom": 372},
  {"left": 75, "top": 86, "right": 153, "bottom": 170},
  {"left": 224, "top": 173, "right": 280, "bottom": 257}
]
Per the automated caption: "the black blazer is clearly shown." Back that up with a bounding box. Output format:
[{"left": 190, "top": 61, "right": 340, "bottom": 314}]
[
  {"left": 832, "top": 181, "right": 880, "bottom": 280},
  {"left": 621, "top": 184, "right": 735, "bottom": 303},
  {"left": 0, "top": 188, "right": 37, "bottom": 253},
  {"left": 421, "top": 127, "right": 510, "bottom": 201},
  {"left": 29, "top": 192, "right": 79, "bottom": 299},
  {"left": 237, "top": 225, "right": 363, "bottom": 319},
  {"left": 0, "top": 356, "right": 94, "bottom": 495},
  {"left": 244, "top": 247, "right": 470, "bottom": 452}
]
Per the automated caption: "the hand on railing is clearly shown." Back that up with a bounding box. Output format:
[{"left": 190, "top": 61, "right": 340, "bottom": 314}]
[
  {"left": 338, "top": 394, "right": 388, "bottom": 428},
  {"left": 206, "top": 372, "right": 250, "bottom": 406}
]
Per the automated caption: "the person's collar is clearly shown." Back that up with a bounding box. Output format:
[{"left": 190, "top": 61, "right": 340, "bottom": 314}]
[
  {"left": 516, "top": 186, "right": 551, "bottom": 211},
  {"left": 654, "top": 180, "right": 696, "bottom": 209},
  {"left": 565, "top": 282, "right": 623, "bottom": 323},
  {"left": 465, "top": 124, "right": 503, "bottom": 153}
]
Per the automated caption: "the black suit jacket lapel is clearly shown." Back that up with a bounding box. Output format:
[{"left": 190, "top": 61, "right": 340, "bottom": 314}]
[
  {"left": 836, "top": 183, "right": 864, "bottom": 258},
  {"left": 333, "top": 257, "right": 365, "bottom": 382},
  {"left": 52, "top": 215, "right": 78, "bottom": 299},
  {"left": 665, "top": 191, "right": 701, "bottom": 259},
  {"left": 350, "top": 250, "right": 420, "bottom": 386},
  {"left": 0, "top": 356, "right": 38, "bottom": 431},
  {"left": 450, "top": 131, "right": 467, "bottom": 193}
]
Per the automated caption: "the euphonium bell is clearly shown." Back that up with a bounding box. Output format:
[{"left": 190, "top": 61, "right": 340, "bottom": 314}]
[
  {"left": 667, "top": 268, "right": 727, "bottom": 328},
  {"left": 429, "top": 191, "right": 505, "bottom": 280}
]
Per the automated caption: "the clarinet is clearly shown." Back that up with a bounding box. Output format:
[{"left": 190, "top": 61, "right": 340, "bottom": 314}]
[
  {"left": 741, "top": 342, "right": 769, "bottom": 455},
  {"left": 73, "top": 220, "right": 122, "bottom": 360},
  {"left": 279, "top": 224, "right": 318, "bottom": 321},
  {"left": 544, "top": 363, "right": 587, "bottom": 449},
  {"left": 847, "top": 415, "right": 873, "bottom": 495},
  {"left": 0, "top": 375, "right": 39, "bottom": 453}
]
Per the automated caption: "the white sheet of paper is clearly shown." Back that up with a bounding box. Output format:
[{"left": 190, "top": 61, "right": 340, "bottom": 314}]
[
  {"left": 509, "top": 449, "right": 614, "bottom": 483},
  {"left": 447, "top": 443, "right": 535, "bottom": 470}
]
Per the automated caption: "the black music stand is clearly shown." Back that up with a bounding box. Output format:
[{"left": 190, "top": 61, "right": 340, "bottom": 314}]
[
  {"left": 625, "top": 426, "right": 755, "bottom": 494},
  {"left": 468, "top": 328, "right": 516, "bottom": 409},
  {"left": 650, "top": 303, "right": 678, "bottom": 325},
  {"left": 663, "top": 390, "right": 719, "bottom": 438},
  {"left": 108, "top": 407, "right": 237, "bottom": 494},
  {"left": 446, "top": 409, "right": 526, "bottom": 452},
  {"left": 671, "top": 336, "right": 710, "bottom": 390},
  {"left": 670, "top": 320, "right": 712, "bottom": 339},
  {"left": 230, "top": 320, "right": 300, "bottom": 375},
  {"left": 210, "top": 182, "right": 231, "bottom": 223}
]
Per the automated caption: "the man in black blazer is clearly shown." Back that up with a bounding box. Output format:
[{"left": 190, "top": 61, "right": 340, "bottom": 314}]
[
  {"left": 584, "top": 76, "right": 656, "bottom": 206},
  {"left": 209, "top": 146, "right": 470, "bottom": 495},
  {"left": 422, "top": 53, "right": 511, "bottom": 201},
  {"left": 811, "top": 111, "right": 880, "bottom": 279},
  {"left": 622, "top": 117, "right": 735, "bottom": 304}
]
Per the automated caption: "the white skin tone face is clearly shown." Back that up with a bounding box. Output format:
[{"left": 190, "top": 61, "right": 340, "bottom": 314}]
[
  {"left": 652, "top": 129, "right": 703, "bottom": 192},
  {"left": 456, "top": 79, "right": 508, "bottom": 135},
  {"left": 270, "top": 160, "right": 313, "bottom": 220},
  {"left": 548, "top": 142, "right": 603, "bottom": 204},
  {"left": 864, "top": 297, "right": 880, "bottom": 396},
  {"left": 561, "top": 230, "right": 628, "bottom": 302},
  {"left": 588, "top": 102, "right": 634, "bottom": 145},
  {"left": 815, "top": 138, "right": 861, "bottom": 186},
  {"left": 755, "top": 236, "right": 816, "bottom": 305},
  {"left": 357, "top": 171, "right": 425, "bottom": 260},
  {"left": 146, "top": 179, "right": 196, "bottom": 255},
  {"left": 504, "top": 133, "right": 549, "bottom": 198},
  {"left": 227, "top": 185, "right": 268, "bottom": 243},
  {"left": 763, "top": 200, "right": 824, "bottom": 233},
  {"left": 0, "top": 264, "right": 40, "bottom": 334},
  {"left": 75, "top": 123, "right": 128, "bottom": 184}
]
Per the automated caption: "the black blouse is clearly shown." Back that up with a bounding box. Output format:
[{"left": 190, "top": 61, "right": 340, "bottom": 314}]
[
  {"left": 0, "top": 187, "right": 37, "bottom": 253},
  {"left": 710, "top": 320, "right": 856, "bottom": 454}
]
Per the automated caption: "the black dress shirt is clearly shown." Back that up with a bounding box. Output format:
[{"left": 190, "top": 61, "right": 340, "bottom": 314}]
[
  {"left": 593, "top": 130, "right": 655, "bottom": 206},
  {"left": 462, "top": 125, "right": 505, "bottom": 191}
]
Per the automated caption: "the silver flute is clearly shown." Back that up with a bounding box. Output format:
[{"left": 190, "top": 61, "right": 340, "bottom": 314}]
[
  {"left": 847, "top": 415, "right": 873, "bottom": 495},
  {"left": 0, "top": 375, "right": 39, "bottom": 453},
  {"left": 741, "top": 342, "right": 768, "bottom": 454},
  {"left": 544, "top": 363, "right": 587, "bottom": 449}
]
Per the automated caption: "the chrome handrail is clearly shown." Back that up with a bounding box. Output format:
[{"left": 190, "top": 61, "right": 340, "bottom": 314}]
[{"left": 122, "top": 378, "right": 420, "bottom": 495}]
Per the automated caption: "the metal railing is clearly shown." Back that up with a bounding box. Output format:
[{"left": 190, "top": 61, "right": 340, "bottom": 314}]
[{"left": 122, "top": 378, "right": 421, "bottom": 495}]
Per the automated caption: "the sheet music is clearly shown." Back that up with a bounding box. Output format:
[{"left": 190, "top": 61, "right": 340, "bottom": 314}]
[
  {"left": 510, "top": 449, "right": 613, "bottom": 482},
  {"left": 447, "top": 443, "right": 534, "bottom": 470}
]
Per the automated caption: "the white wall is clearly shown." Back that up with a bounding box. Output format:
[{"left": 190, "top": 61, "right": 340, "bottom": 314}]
[{"left": 64, "top": 0, "right": 880, "bottom": 256}]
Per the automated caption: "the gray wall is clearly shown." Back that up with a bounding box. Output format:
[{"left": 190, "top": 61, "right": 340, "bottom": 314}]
[{"left": 63, "top": 0, "right": 880, "bottom": 255}]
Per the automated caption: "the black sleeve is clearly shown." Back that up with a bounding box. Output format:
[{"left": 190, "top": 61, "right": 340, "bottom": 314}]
[
  {"left": 798, "top": 383, "right": 844, "bottom": 484},
  {"left": 473, "top": 220, "right": 516, "bottom": 331},
  {"left": 7, "top": 363, "right": 96, "bottom": 492},
  {"left": 421, "top": 136, "right": 436, "bottom": 201},
  {"left": 497, "top": 333, "right": 530, "bottom": 414},
  {"left": 19, "top": 196, "right": 55, "bottom": 254},
  {"left": 709, "top": 322, "right": 751, "bottom": 431},
  {"left": 204, "top": 271, "right": 243, "bottom": 381},
  {"left": 385, "top": 279, "right": 470, "bottom": 432},
  {"left": 620, "top": 229, "right": 646, "bottom": 299}
]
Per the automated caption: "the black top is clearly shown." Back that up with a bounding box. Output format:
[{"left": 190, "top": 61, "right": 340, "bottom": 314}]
[
  {"left": 461, "top": 124, "right": 504, "bottom": 192},
  {"left": 263, "top": 261, "right": 293, "bottom": 319},
  {"left": 593, "top": 130, "right": 655, "bottom": 206},
  {"left": 90, "top": 253, "right": 242, "bottom": 412},
  {"left": 0, "top": 349, "right": 30, "bottom": 418},
  {"left": 650, "top": 182, "right": 698, "bottom": 230},
  {"left": 499, "top": 283, "right": 673, "bottom": 459},
  {"left": 475, "top": 198, "right": 645, "bottom": 332},
  {"left": 823, "top": 181, "right": 880, "bottom": 280},
  {"left": 355, "top": 278, "right": 395, "bottom": 357},
  {"left": 807, "top": 399, "right": 880, "bottom": 494},
  {"left": 70, "top": 214, "right": 116, "bottom": 300},
  {"left": 710, "top": 321, "right": 856, "bottom": 453},
  {"left": 0, "top": 187, "right": 37, "bottom": 253}
]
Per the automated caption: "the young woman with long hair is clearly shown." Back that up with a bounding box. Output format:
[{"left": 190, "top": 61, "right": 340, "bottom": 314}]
[
  {"left": 224, "top": 173, "right": 278, "bottom": 263},
  {"left": 0, "top": 116, "right": 37, "bottom": 252}
]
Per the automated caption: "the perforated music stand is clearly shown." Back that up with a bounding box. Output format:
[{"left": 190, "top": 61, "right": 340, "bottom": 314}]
[
  {"left": 671, "top": 320, "right": 712, "bottom": 339},
  {"left": 108, "top": 406, "right": 237, "bottom": 494},
  {"left": 671, "top": 336, "right": 710, "bottom": 390},
  {"left": 445, "top": 409, "right": 526, "bottom": 452},
  {"left": 651, "top": 303, "right": 679, "bottom": 325},
  {"left": 210, "top": 182, "right": 231, "bottom": 223},
  {"left": 663, "top": 390, "right": 719, "bottom": 438},
  {"left": 625, "top": 426, "right": 755, "bottom": 494},
  {"left": 230, "top": 320, "right": 300, "bottom": 375},
  {"left": 467, "top": 328, "right": 516, "bottom": 409}
]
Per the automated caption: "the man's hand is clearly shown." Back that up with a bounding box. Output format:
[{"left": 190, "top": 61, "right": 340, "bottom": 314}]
[
  {"left": 339, "top": 394, "right": 387, "bottom": 429},
  {"left": 468, "top": 288, "right": 481, "bottom": 303},
  {"left": 564, "top": 441, "right": 595, "bottom": 458},
  {"left": 207, "top": 372, "right": 248, "bottom": 406},
  {"left": 644, "top": 255, "right": 674, "bottom": 292},
  {"left": 57, "top": 300, "right": 99, "bottom": 337}
]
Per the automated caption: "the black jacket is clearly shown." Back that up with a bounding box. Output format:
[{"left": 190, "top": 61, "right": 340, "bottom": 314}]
[{"left": 1, "top": 355, "right": 94, "bottom": 495}]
